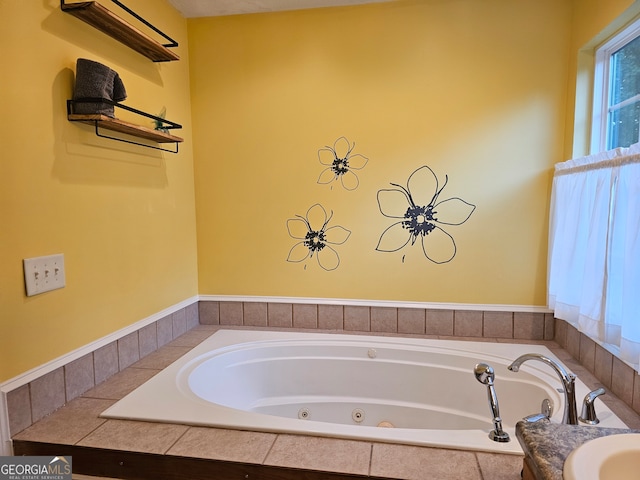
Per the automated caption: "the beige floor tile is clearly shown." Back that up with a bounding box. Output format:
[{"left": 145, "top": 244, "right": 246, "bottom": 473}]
[
  {"left": 130, "top": 346, "right": 191, "bottom": 369},
  {"left": 82, "top": 368, "right": 158, "bottom": 400},
  {"left": 370, "top": 444, "right": 482, "bottom": 480},
  {"left": 264, "top": 434, "right": 371, "bottom": 476},
  {"left": 77, "top": 419, "right": 188, "bottom": 454},
  {"left": 13, "top": 397, "right": 114, "bottom": 445},
  {"left": 167, "top": 427, "right": 277, "bottom": 464},
  {"left": 476, "top": 452, "right": 524, "bottom": 480}
]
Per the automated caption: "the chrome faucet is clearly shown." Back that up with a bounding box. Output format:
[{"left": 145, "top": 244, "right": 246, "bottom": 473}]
[{"left": 507, "top": 353, "right": 578, "bottom": 425}]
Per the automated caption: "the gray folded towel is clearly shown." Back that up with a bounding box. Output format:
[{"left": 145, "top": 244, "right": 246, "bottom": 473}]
[{"left": 73, "top": 58, "right": 127, "bottom": 117}]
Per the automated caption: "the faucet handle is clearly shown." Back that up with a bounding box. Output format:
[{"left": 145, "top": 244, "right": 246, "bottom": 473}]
[
  {"left": 579, "top": 387, "right": 606, "bottom": 425},
  {"left": 523, "top": 398, "right": 554, "bottom": 423}
]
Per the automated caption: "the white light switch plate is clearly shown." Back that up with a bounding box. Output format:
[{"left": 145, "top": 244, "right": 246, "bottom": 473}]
[{"left": 23, "top": 254, "right": 66, "bottom": 296}]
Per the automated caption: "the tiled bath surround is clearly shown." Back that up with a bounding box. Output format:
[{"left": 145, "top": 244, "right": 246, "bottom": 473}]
[
  {"left": 12, "top": 326, "right": 529, "bottom": 480},
  {"left": 6, "top": 303, "right": 199, "bottom": 437},
  {"left": 198, "top": 300, "right": 556, "bottom": 340},
  {"left": 6, "top": 299, "right": 640, "bottom": 448},
  {"left": 196, "top": 300, "right": 640, "bottom": 419},
  {"left": 554, "top": 318, "right": 640, "bottom": 415}
]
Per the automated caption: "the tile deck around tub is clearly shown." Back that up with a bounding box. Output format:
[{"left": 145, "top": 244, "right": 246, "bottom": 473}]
[{"left": 12, "top": 325, "right": 640, "bottom": 480}]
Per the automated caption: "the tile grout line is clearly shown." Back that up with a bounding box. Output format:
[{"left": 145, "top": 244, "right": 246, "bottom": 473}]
[
  {"left": 73, "top": 416, "right": 109, "bottom": 447},
  {"left": 260, "top": 433, "right": 280, "bottom": 465},
  {"left": 163, "top": 424, "right": 191, "bottom": 455},
  {"left": 473, "top": 452, "right": 484, "bottom": 480}
]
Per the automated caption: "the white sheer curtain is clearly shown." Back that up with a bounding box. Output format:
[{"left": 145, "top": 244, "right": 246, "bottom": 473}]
[{"left": 548, "top": 144, "right": 640, "bottom": 371}]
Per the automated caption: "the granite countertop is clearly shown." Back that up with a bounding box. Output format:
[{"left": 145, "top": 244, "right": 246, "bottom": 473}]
[{"left": 516, "top": 421, "right": 640, "bottom": 480}]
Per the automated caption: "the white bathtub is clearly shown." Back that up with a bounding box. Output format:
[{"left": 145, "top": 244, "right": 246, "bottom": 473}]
[{"left": 101, "top": 329, "right": 627, "bottom": 454}]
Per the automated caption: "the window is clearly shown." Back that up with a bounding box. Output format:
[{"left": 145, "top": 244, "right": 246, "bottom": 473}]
[{"left": 592, "top": 18, "right": 640, "bottom": 153}]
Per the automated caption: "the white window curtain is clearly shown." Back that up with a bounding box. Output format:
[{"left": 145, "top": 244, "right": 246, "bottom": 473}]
[{"left": 548, "top": 143, "right": 640, "bottom": 372}]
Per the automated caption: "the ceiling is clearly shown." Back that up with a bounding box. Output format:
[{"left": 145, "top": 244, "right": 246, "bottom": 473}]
[{"left": 167, "top": 0, "right": 395, "bottom": 18}]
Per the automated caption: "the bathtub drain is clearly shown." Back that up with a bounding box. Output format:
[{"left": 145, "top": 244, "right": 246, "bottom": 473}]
[{"left": 352, "top": 408, "right": 365, "bottom": 423}]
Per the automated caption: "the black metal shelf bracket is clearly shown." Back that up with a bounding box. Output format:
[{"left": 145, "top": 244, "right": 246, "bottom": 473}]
[
  {"left": 109, "top": 0, "right": 178, "bottom": 49},
  {"left": 68, "top": 98, "right": 183, "bottom": 131},
  {"left": 91, "top": 121, "right": 180, "bottom": 153}
]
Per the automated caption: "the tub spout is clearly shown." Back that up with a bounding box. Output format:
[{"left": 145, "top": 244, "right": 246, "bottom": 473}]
[{"left": 507, "top": 353, "right": 578, "bottom": 425}]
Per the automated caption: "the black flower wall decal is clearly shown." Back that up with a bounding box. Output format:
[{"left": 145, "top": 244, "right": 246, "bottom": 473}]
[
  {"left": 287, "top": 204, "right": 352, "bottom": 271},
  {"left": 317, "top": 137, "right": 369, "bottom": 190},
  {"left": 376, "top": 166, "right": 476, "bottom": 264}
]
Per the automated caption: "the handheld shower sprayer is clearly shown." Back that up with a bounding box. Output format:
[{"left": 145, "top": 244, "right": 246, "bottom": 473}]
[{"left": 474, "top": 363, "right": 510, "bottom": 442}]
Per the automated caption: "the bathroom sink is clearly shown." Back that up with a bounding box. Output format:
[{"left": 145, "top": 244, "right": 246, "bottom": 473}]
[{"left": 563, "top": 433, "right": 640, "bottom": 480}]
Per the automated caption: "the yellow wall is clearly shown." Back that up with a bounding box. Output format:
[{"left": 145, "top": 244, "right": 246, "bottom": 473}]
[
  {"left": 190, "top": 0, "right": 572, "bottom": 306},
  {"left": 2, "top": 0, "right": 636, "bottom": 384},
  {"left": 0, "top": 0, "right": 198, "bottom": 382}
]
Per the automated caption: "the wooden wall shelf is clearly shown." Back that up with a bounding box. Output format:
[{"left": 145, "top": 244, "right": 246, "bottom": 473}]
[
  {"left": 68, "top": 114, "right": 184, "bottom": 143},
  {"left": 67, "top": 99, "right": 184, "bottom": 153},
  {"left": 61, "top": 0, "right": 180, "bottom": 62}
]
